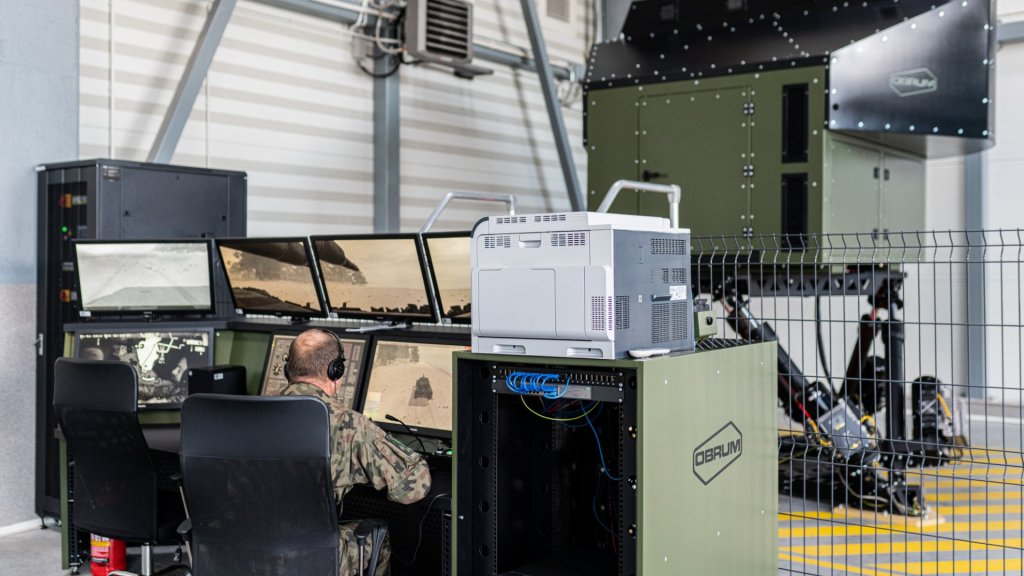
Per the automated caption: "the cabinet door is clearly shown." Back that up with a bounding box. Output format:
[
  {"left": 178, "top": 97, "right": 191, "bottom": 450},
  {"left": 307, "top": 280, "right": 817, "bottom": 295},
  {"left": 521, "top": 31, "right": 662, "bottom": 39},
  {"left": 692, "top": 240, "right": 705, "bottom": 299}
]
[
  {"left": 586, "top": 87, "right": 642, "bottom": 215},
  {"left": 880, "top": 152, "right": 926, "bottom": 235},
  {"left": 824, "top": 135, "right": 881, "bottom": 235},
  {"left": 638, "top": 86, "right": 750, "bottom": 235}
]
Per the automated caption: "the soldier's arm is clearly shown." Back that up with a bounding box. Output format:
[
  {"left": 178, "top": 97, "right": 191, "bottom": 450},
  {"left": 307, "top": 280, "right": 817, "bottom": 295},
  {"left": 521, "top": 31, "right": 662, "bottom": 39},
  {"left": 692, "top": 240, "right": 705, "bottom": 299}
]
[{"left": 349, "top": 414, "right": 432, "bottom": 505}]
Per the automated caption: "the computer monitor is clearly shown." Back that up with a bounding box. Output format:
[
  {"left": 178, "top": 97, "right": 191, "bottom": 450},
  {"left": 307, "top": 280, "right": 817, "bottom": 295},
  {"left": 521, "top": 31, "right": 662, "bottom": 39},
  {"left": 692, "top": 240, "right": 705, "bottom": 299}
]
[
  {"left": 259, "top": 332, "right": 369, "bottom": 410},
  {"left": 73, "top": 240, "right": 215, "bottom": 316},
  {"left": 422, "top": 231, "right": 471, "bottom": 324},
  {"left": 361, "top": 338, "right": 467, "bottom": 436},
  {"left": 216, "top": 238, "right": 326, "bottom": 317},
  {"left": 311, "top": 234, "right": 435, "bottom": 323},
  {"left": 74, "top": 329, "right": 213, "bottom": 409}
]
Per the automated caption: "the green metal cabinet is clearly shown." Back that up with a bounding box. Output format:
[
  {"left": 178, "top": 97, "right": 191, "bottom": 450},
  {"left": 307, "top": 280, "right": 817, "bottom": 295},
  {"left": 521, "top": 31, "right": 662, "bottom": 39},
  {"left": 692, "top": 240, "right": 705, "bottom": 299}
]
[
  {"left": 587, "top": 66, "right": 926, "bottom": 247},
  {"left": 452, "top": 342, "right": 778, "bottom": 575}
]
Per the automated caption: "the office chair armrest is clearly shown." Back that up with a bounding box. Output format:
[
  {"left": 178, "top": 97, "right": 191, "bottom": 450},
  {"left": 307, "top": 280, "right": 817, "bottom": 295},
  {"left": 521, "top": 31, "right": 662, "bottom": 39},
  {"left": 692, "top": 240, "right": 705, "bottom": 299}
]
[
  {"left": 176, "top": 518, "right": 192, "bottom": 540},
  {"left": 353, "top": 519, "right": 388, "bottom": 576}
]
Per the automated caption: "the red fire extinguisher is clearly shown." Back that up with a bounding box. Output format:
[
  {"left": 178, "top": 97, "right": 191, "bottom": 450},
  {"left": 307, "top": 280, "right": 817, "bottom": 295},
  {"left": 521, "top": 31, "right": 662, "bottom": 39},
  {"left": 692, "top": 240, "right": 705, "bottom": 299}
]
[{"left": 90, "top": 534, "right": 127, "bottom": 576}]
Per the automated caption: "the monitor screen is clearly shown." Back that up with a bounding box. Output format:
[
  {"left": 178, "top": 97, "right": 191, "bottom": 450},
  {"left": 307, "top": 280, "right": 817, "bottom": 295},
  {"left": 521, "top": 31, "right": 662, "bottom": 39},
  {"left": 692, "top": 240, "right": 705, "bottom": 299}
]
[
  {"left": 361, "top": 339, "right": 466, "bottom": 434},
  {"left": 422, "top": 232, "right": 471, "bottom": 323},
  {"left": 74, "top": 241, "right": 214, "bottom": 315},
  {"left": 312, "top": 235, "right": 435, "bottom": 322},
  {"left": 74, "top": 330, "right": 213, "bottom": 408},
  {"left": 260, "top": 333, "right": 368, "bottom": 410},
  {"left": 217, "top": 238, "right": 325, "bottom": 317}
]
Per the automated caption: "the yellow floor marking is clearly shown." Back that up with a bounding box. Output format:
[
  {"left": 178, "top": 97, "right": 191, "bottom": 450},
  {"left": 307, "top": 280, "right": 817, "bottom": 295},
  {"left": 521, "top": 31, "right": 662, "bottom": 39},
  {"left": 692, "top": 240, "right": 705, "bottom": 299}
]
[
  {"left": 922, "top": 478, "right": 1024, "bottom": 489},
  {"left": 874, "top": 558, "right": 1024, "bottom": 575},
  {"left": 779, "top": 519, "right": 1023, "bottom": 539},
  {"left": 906, "top": 467, "right": 1024, "bottom": 479},
  {"left": 779, "top": 552, "right": 894, "bottom": 576},
  {"left": 929, "top": 489, "right": 1022, "bottom": 503},
  {"left": 779, "top": 509, "right": 945, "bottom": 529},
  {"left": 781, "top": 538, "right": 1024, "bottom": 558},
  {"left": 935, "top": 502, "right": 1023, "bottom": 516}
]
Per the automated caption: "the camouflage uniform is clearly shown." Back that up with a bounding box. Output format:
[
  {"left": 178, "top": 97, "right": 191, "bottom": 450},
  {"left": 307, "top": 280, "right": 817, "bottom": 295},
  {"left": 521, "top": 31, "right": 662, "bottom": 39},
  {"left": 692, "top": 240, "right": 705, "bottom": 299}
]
[{"left": 280, "top": 381, "right": 432, "bottom": 575}]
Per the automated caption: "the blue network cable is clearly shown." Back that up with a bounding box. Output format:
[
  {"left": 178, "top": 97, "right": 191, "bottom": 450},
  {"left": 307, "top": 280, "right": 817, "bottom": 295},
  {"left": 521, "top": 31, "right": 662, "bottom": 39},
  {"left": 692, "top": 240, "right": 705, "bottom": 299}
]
[
  {"left": 504, "top": 371, "right": 570, "bottom": 399},
  {"left": 583, "top": 408, "right": 620, "bottom": 481}
]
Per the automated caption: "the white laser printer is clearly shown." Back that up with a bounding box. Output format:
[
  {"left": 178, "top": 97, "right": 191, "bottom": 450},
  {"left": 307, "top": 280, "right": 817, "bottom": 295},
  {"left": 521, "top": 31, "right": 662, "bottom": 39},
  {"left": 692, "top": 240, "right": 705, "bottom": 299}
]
[{"left": 471, "top": 211, "right": 693, "bottom": 359}]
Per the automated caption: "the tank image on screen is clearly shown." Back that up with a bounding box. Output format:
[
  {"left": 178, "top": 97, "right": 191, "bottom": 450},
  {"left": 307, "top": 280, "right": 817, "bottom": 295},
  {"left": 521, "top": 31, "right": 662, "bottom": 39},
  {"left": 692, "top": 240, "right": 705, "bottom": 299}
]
[
  {"left": 75, "top": 331, "right": 212, "bottom": 407},
  {"left": 362, "top": 341, "right": 464, "bottom": 431},
  {"left": 76, "top": 242, "right": 212, "bottom": 313},
  {"left": 315, "top": 238, "right": 432, "bottom": 319},
  {"left": 218, "top": 241, "right": 322, "bottom": 315},
  {"left": 425, "top": 235, "right": 471, "bottom": 320}
]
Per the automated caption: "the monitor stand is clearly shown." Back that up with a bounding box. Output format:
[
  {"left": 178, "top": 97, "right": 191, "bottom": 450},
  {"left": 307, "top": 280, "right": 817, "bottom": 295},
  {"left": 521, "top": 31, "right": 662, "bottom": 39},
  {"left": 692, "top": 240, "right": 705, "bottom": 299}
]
[{"left": 344, "top": 322, "right": 409, "bottom": 334}]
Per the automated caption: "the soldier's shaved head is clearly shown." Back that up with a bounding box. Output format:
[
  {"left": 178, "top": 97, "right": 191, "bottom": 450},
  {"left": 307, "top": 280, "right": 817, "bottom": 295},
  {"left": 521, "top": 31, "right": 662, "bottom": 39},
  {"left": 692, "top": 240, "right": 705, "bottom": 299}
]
[{"left": 287, "top": 329, "right": 338, "bottom": 381}]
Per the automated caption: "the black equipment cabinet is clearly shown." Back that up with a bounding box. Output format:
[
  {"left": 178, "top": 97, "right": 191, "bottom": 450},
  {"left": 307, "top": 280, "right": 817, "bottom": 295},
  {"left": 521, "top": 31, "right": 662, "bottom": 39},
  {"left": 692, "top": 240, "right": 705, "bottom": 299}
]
[{"left": 35, "top": 159, "right": 246, "bottom": 517}]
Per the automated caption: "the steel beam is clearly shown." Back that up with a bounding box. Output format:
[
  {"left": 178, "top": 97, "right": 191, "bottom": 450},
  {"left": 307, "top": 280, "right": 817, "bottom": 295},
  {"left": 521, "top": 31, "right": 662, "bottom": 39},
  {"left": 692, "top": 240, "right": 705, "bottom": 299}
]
[
  {"left": 998, "top": 20, "right": 1024, "bottom": 45},
  {"left": 964, "top": 152, "right": 986, "bottom": 399},
  {"left": 373, "top": 54, "right": 401, "bottom": 233},
  {"left": 518, "top": 0, "right": 585, "bottom": 211},
  {"left": 148, "top": 0, "right": 237, "bottom": 163}
]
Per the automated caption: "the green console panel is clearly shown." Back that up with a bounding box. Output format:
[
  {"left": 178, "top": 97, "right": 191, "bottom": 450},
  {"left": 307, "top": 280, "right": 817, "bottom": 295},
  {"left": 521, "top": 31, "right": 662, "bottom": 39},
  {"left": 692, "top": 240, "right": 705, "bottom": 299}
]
[{"left": 452, "top": 342, "right": 778, "bottom": 575}]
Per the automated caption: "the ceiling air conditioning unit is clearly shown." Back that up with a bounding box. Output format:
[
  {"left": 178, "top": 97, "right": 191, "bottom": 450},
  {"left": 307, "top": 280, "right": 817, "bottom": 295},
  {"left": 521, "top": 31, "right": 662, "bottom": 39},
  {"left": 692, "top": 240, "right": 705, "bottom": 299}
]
[{"left": 405, "top": 0, "right": 491, "bottom": 78}]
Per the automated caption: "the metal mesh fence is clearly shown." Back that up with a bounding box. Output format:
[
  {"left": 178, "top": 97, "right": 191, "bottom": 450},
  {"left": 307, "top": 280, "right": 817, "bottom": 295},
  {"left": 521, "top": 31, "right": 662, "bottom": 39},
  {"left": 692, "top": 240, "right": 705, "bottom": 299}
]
[{"left": 691, "top": 231, "right": 1023, "bottom": 575}]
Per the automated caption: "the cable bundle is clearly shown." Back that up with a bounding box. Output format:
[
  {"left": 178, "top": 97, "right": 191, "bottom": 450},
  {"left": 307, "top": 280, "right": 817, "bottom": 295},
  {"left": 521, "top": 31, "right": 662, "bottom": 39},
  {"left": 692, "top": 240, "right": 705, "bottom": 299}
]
[{"left": 504, "top": 371, "right": 570, "bottom": 399}]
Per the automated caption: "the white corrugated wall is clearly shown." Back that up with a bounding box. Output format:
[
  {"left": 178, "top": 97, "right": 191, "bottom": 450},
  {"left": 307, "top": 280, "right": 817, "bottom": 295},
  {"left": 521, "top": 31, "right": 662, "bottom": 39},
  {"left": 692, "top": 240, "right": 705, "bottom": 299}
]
[{"left": 79, "top": 0, "right": 593, "bottom": 234}]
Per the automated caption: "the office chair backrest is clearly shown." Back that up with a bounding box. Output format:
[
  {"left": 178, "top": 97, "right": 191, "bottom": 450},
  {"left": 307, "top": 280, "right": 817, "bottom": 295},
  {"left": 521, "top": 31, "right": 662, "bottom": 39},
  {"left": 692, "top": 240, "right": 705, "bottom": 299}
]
[
  {"left": 53, "top": 358, "right": 160, "bottom": 542},
  {"left": 180, "top": 394, "right": 339, "bottom": 576}
]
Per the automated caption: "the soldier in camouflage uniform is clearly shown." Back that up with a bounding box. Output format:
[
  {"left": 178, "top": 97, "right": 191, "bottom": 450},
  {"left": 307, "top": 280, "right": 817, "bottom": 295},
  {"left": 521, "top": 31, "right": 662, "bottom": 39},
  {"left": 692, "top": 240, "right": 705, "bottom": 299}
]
[{"left": 279, "top": 329, "right": 432, "bottom": 575}]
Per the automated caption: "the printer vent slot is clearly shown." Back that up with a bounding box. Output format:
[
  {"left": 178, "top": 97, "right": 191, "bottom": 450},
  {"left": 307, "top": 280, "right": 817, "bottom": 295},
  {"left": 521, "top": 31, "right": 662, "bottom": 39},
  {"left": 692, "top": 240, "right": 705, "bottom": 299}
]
[
  {"left": 671, "top": 301, "right": 687, "bottom": 341},
  {"left": 551, "top": 232, "right": 587, "bottom": 247},
  {"left": 651, "top": 238, "right": 686, "bottom": 255},
  {"left": 614, "top": 296, "right": 630, "bottom": 330},
  {"left": 652, "top": 303, "right": 671, "bottom": 343},
  {"left": 534, "top": 214, "right": 567, "bottom": 223},
  {"left": 650, "top": 267, "right": 687, "bottom": 284},
  {"left": 591, "top": 296, "right": 612, "bottom": 331},
  {"left": 496, "top": 216, "right": 527, "bottom": 224},
  {"left": 484, "top": 235, "right": 512, "bottom": 249}
]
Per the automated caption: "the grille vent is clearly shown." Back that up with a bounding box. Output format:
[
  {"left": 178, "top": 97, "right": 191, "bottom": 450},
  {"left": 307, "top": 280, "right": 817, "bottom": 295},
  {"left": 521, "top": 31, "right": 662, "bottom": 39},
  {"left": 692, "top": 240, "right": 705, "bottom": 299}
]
[
  {"left": 484, "top": 235, "right": 511, "bottom": 249},
  {"left": 496, "top": 216, "right": 527, "bottom": 225},
  {"left": 651, "top": 238, "right": 687, "bottom": 255},
  {"left": 651, "top": 268, "right": 687, "bottom": 284},
  {"left": 652, "top": 301, "right": 688, "bottom": 343},
  {"left": 652, "top": 303, "right": 671, "bottom": 343},
  {"left": 534, "top": 214, "right": 567, "bottom": 223},
  {"left": 551, "top": 232, "right": 587, "bottom": 247},
  {"left": 615, "top": 296, "right": 630, "bottom": 330},
  {"left": 782, "top": 83, "right": 810, "bottom": 163},
  {"left": 781, "top": 173, "right": 809, "bottom": 251},
  {"left": 591, "top": 296, "right": 612, "bottom": 332},
  {"left": 406, "top": 0, "right": 473, "bottom": 64},
  {"left": 671, "top": 301, "right": 687, "bottom": 341}
]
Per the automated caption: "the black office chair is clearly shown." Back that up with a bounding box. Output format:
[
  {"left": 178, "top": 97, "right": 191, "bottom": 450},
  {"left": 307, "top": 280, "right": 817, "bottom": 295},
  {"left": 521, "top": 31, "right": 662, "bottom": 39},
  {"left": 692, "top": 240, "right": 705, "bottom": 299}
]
[
  {"left": 53, "top": 358, "right": 188, "bottom": 576},
  {"left": 178, "top": 394, "right": 388, "bottom": 576}
]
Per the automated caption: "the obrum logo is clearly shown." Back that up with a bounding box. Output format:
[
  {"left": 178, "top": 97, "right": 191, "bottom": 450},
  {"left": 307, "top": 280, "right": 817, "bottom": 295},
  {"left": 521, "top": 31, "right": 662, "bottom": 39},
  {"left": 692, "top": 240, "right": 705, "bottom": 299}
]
[
  {"left": 693, "top": 422, "right": 743, "bottom": 485},
  {"left": 889, "top": 68, "right": 938, "bottom": 97}
]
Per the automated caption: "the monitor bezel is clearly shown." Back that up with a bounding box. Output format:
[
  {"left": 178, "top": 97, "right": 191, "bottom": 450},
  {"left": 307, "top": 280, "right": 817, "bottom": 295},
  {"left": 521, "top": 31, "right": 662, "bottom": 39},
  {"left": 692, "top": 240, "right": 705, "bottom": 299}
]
[
  {"left": 215, "top": 237, "right": 328, "bottom": 319},
  {"left": 357, "top": 332, "right": 468, "bottom": 441},
  {"left": 72, "top": 239, "right": 217, "bottom": 317},
  {"left": 309, "top": 233, "right": 438, "bottom": 323},
  {"left": 72, "top": 327, "right": 216, "bottom": 411},
  {"left": 257, "top": 329, "right": 371, "bottom": 410},
  {"left": 421, "top": 230, "right": 472, "bottom": 325}
]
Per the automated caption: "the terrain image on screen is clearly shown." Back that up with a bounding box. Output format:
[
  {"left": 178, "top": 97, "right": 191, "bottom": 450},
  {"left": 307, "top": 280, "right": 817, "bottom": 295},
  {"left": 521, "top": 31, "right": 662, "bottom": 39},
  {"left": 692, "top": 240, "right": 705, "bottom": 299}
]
[
  {"left": 362, "top": 341, "right": 463, "bottom": 431},
  {"left": 76, "top": 331, "right": 212, "bottom": 406},
  {"left": 426, "top": 235, "right": 471, "bottom": 320},
  {"left": 219, "top": 241, "right": 322, "bottom": 315},
  {"left": 77, "top": 242, "right": 211, "bottom": 312},
  {"left": 315, "top": 238, "right": 432, "bottom": 319}
]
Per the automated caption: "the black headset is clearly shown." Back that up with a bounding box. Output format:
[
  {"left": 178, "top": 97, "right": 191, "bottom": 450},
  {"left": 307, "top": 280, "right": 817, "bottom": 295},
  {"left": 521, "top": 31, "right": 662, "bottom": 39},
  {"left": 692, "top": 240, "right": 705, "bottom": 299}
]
[{"left": 284, "top": 329, "right": 346, "bottom": 382}]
